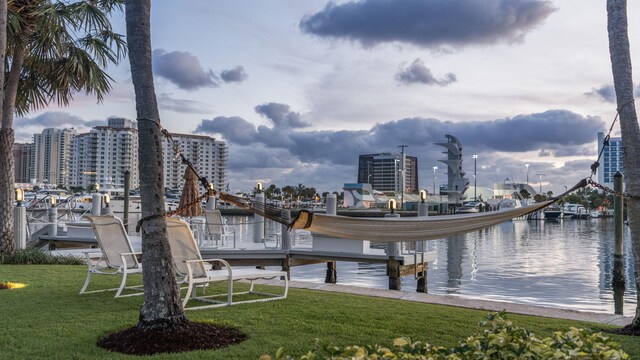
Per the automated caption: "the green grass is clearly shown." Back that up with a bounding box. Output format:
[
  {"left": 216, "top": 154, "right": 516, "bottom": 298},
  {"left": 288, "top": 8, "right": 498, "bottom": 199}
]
[{"left": 1, "top": 265, "right": 639, "bottom": 359}]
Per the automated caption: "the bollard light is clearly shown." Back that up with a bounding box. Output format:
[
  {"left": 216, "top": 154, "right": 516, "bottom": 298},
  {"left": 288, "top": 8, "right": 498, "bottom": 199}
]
[
  {"left": 103, "top": 194, "right": 111, "bottom": 207},
  {"left": 94, "top": 183, "right": 100, "bottom": 192},
  {"left": 388, "top": 198, "right": 397, "bottom": 214},
  {"left": 15, "top": 188, "right": 24, "bottom": 206},
  {"left": 49, "top": 196, "right": 57, "bottom": 207},
  {"left": 420, "top": 190, "right": 427, "bottom": 203},
  {"left": 208, "top": 182, "right": 214, "bottom": 192},
  {"left": 256, "top": 181, "right": 263, "bottom": 193}
]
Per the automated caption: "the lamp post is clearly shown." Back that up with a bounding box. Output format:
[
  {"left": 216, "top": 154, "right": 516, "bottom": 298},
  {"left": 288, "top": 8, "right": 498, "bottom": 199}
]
[
  {"left": 14, "top": 189, "right": 26, "bottom": 249},
  {"left": 432, "top": 166, "right": 438, "bottom": 195},
  {"left": 525, "top": 163, "right": 530, "bottom": 185},
  {"left": 537, "top": 173, "right": 545, "bottom": 194},
  {"left": 256, "top": 181, "right": 265, "bottom": 242},
  {"left": 472, "top": 154, "right": 477, "bottom": 201},
  {"left": 398, "top": 145, "right": 408, "bottom": 210},
  {"left": 102, "top": 194, "right": 113, "bottom": 215}
]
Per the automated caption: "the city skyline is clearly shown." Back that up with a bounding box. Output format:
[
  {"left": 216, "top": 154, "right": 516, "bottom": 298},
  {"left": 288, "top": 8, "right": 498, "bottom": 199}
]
[{"left": 9, "top": 0, "right": 640, "bottom": 194}]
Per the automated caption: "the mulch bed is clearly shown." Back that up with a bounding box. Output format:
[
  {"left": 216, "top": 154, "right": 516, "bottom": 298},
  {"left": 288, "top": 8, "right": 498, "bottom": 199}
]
[
  {"left": 603, "top": 325, "right": 640, "bottom": 336},
  {"left": 97, "top": 321, "right": 247, "bottom": 355}
]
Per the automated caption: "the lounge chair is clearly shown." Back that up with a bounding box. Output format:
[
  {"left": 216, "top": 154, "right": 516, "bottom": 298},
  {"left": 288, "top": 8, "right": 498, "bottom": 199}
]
[
  {"left": 201, "top": 209, "right": 236, "bottom": 248},
  {"left": 165, "top": 217, "right": 288, "bottom": 310},
  {"left": 79, "top": 215, "right": 143, "bottom": 298}
]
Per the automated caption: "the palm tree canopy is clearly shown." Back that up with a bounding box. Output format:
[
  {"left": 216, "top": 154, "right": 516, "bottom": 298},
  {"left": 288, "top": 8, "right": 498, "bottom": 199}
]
[{"left": 7, "top": 0, "right": 126, "bottom": 116}]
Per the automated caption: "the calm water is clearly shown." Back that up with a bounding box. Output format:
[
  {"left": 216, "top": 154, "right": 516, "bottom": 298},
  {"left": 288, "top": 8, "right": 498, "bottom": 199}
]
[{"left": 228, "top": 216, "right": 637, "bottom": 315}]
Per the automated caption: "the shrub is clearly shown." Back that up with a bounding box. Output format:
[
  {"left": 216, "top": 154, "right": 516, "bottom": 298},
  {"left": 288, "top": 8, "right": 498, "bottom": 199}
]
[
  {"left": 261, "top": 312, "right": 628, "bottom": 360},
  {"left": 0, "top": 248, "right": 84, "bottom": 265}
]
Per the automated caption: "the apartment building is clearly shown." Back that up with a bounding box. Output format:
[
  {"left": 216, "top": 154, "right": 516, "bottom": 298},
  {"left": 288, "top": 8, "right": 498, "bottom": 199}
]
[
  {"left": 12, "top": 143, "right": 34, "bottom": 184},
  {"left": 163, "top": 133, "right": 228, "bottom": 191},
  {"left": 32, "top": 128, "right": 77, "bottom": 186},
  {"left": 357, "top": 152, "right": 418, "bottom": 193}
]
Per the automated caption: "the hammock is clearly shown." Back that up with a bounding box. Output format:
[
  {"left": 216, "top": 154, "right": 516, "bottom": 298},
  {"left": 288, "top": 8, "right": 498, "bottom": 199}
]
[
  {"left": 289, "top": 200, "right": 553, "bottom": 242},
  {"left": 217, "top": 179, "right": 587, "bottom": 243}
]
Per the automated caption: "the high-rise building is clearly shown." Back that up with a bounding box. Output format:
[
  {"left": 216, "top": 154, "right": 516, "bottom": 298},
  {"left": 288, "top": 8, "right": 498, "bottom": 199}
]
[
  {"left": 68, "top": 118, "right": 139, "bottom": 189},
  {"left": 12, "top": 143, "right": 34, "bottom": 184},
  {"left": 597, "top": 132, "right": 623, "bottom": 188},
  {"left": 436, "top": 134, "right": 469, "bottom": 204},
  {"left": 33, "top": 128, "right": 77, "bottom": 186},
  {"left": 357, "top": 153, "right": 418, "bottom": 193},
  {"left": 162, "top": 133, "right": 228, "bottom": 191}
]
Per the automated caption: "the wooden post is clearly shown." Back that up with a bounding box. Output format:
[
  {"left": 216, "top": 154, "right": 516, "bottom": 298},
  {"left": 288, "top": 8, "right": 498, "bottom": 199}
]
[
  {"left": 325, "top": 261, "right": 337, "bottom": 283},
  {"left": 612, "top": 171, "right": 625, "bottom": 314},
  {"left": 387, "top": 258, "right": 401, "bottom": 290},
  {"left": 416, "top": 262, "right": 428, "bottom": 293}
]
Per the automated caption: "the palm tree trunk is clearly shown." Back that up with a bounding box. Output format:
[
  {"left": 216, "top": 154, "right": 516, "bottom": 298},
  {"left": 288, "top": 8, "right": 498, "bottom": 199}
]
[
  {"left": 125, "top": 0, "right": 186, "bottom": 329},
  {"left": 606, "top": 0, "right": 640, "bottom": 327},
  {"left": 0, "top": 1, "right": 12, "bottom": 255}
]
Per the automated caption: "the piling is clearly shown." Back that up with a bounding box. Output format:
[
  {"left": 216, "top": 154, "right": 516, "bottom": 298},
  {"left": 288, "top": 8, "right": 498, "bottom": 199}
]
[
  {"left": 205, "top": 196, "right": 216, "bottom": 210},
  {"left": 48, "top": 206, "right": 58, "bottom": 237},
  {"left": 385, "top": 211, "right": 401, "bottom": 290},
  {"left": 13, "top": 204, "right": 27, "bottom": 249},
  {"left": 325, "top": 194, "right": 338, "bottom": 284},
  {"left": 123, "top": 170, "right": 130, "bottom": 231},
  {"left": 281, "top": 209, "right": 291, "bottom": 251},
  {"left": 416, "top": 201, "right": 429, "bottom": 293},
  {"left": 253, "top": 192, "right": 265, "bottom": 243},
  {"left": 91, "top": 193, "right": 102, "bottom": 216},
  {"left": 612, "top": 172, "right": 625, "bottom": 314}
]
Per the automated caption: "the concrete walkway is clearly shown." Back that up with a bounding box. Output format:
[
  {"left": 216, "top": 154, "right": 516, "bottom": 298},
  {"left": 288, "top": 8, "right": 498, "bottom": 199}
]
[{"left": 285, "top": 280, "right": 633, "bottom": 326}]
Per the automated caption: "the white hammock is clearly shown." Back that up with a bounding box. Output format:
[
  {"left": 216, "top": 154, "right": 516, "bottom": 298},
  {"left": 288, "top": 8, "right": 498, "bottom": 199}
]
[{"left": 290, "top": 200, "right": 554, "bottom": 242}]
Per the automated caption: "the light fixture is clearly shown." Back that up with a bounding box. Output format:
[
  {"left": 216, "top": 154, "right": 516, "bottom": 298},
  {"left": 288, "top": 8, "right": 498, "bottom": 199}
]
[
  {"left": 95, "top": 183, "right": 100, "bottom": 192},
  {"left": 256, "top": 181, "right": 263, "bottom": 193},
  {"left": 103, "top": 194, "right": 111, "bottom": 207},
  {"left": 419, "top": 190, "right": 427, "bottom": 203},
  {"left": 49, "top": 196, "right": 57, "bottom": 207},
  {"left": 15, "top": 188, "right": 24, "bottom": 206},
  {"left": 208, "top": 182, "right": 214, "bottom": 192},
  {"left": 388, "top": 198, "right": 397, "bottom": 214}
]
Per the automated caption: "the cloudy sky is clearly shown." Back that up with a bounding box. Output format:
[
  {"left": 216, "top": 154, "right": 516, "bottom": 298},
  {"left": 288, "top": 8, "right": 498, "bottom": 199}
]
[{"left": 14, "top": 0, "right": 640, "bottom": 195}]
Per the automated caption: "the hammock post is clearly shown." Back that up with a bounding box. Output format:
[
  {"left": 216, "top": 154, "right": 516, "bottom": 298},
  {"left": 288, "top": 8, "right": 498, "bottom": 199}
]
[
  {"left": 416, "top": 196, "right": 429, "bottom": 293},
  {"left": 325, "top": 195, "right": 337, "bottom": 284},
  {"left": 254, "top": 192, "right": 265, "bottom": 243}
]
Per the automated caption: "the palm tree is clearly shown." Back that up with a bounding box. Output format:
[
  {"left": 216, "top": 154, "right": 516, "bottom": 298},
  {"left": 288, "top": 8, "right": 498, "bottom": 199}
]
[
  {"left": 606, "top": 0, "right": 640, "bottom": 328},
  {"left": 0, "top": 0, "right": 126, "bottom": 255},
  {"left": 0, "top": 0, "right": 9, "bottom": 255},
  {"left": 125, "top": 0, "right": 185, "bottom": 329}
]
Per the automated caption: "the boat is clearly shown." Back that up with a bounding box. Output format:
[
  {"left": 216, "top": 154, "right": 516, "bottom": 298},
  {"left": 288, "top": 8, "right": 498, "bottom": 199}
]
[
  {"left": 458, "top": 202, "right": 482, "bottom": 213},
  {"left": 563, "top": 204, "right": 589, "bottom": 219},
  {"left": 544, "top": 204, "right": 563, "bottom": 221}
]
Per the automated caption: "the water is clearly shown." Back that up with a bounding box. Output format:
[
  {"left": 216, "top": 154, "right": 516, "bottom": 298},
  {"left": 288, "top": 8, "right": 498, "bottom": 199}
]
[{"left": 227, "top": 216, "right": 637, "bottom": 315}]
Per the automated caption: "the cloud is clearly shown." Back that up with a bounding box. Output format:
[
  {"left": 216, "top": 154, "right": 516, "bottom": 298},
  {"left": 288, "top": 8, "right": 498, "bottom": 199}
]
[
  {"left": 395, "top": 59, "right": 457, "bottom": 86},
  {"left": 158, "top": 93, "right": 212, "bottom": 114},
  {"left": 220, "top": 66, "right": 248, "bottom": 83},
  {"left": 254, "top": 102, "right": 311, "bottom": 128},
  {"left": 300, "top": 0, "right": 556, "bottom": 49},
  {"left": 152, "top": 49, "right": 220, "bottom": 90},
  {"left": 585, "top": 84, "right": 640, "bottom": 102},
  {"left": 16, "top": 111, "right": 104, "bottom": 129}
]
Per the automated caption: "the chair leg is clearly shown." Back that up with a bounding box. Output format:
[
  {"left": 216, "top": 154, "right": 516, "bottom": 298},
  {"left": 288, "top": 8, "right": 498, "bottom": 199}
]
[
  {"left": 227, "top": 280, "right": 233, "bottom": 305},
  {"left": 79, "top": 269, "right": 94, "bottom": 294},
  {"left": 115, "top": 271, "right": 128, "bottom": 298},
  {"left": 183, "top": 283, "right": 195, "bottom": 308}
]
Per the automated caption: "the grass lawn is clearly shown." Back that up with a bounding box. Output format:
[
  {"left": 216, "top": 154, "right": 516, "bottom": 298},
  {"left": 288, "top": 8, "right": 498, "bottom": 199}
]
[{"left": 1, "top": 264, "right": 639, "bottom": 359}]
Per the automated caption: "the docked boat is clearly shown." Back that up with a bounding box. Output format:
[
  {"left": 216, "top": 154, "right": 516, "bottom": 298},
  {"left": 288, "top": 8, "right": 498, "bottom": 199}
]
[
  {"left": 458, "top": 202, "right": 482, "bottom": 213},
  {"left": 563, "top": 204, "right": 589, "bottom": 219},
  {"left": 544, "top": 204, "right": 563, "bottom": 221}
]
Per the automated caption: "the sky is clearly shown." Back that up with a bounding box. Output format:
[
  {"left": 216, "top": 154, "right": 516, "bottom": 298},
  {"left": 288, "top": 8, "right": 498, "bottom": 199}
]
[{"left": 13, "top": 0, "right": 640, "bottom": 195}]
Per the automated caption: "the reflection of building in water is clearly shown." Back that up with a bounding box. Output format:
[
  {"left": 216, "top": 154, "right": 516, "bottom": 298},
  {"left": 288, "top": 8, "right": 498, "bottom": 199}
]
[{"left": 446, "top": 236, "right": 466, "bottom": 290}]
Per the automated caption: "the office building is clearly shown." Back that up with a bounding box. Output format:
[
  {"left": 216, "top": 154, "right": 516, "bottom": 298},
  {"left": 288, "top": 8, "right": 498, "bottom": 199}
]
[
  {"left": 357, "top": 153, "right": 418, "bottom": 193},
  {"left": 597, "top": 132, "right": 623, "bottom": 188},
  {"left": 13, "top": 143, "right": 34, "bottom": 184}
]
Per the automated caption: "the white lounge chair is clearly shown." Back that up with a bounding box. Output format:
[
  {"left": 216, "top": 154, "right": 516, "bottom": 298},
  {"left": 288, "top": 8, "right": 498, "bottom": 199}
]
[
  {"left": 80, "top": 215, "right": 143, "bottom": 298},
  {"left": 202, "top": 209, "right": 236, "bottom": 248},
  {"left": 165, "top": 217, "right": 288, "bottom": 310}
]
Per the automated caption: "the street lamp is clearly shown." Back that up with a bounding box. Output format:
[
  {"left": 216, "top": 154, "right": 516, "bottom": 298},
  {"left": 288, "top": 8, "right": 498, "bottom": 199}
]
[
  {"left": 472, "top": 154, "right": 478, "bottom": 201},
  {"left": 420, "top": 189, "right": 427, "bottom": 203},
  {"left": 388, "top": 198, "right": 397, "bottom": 214},
  {"left": 433, "top": 166, "right": 438, "bottom": 194},
  {"left": 525, "top": 163, "right": 530, "bottom": 185}
]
